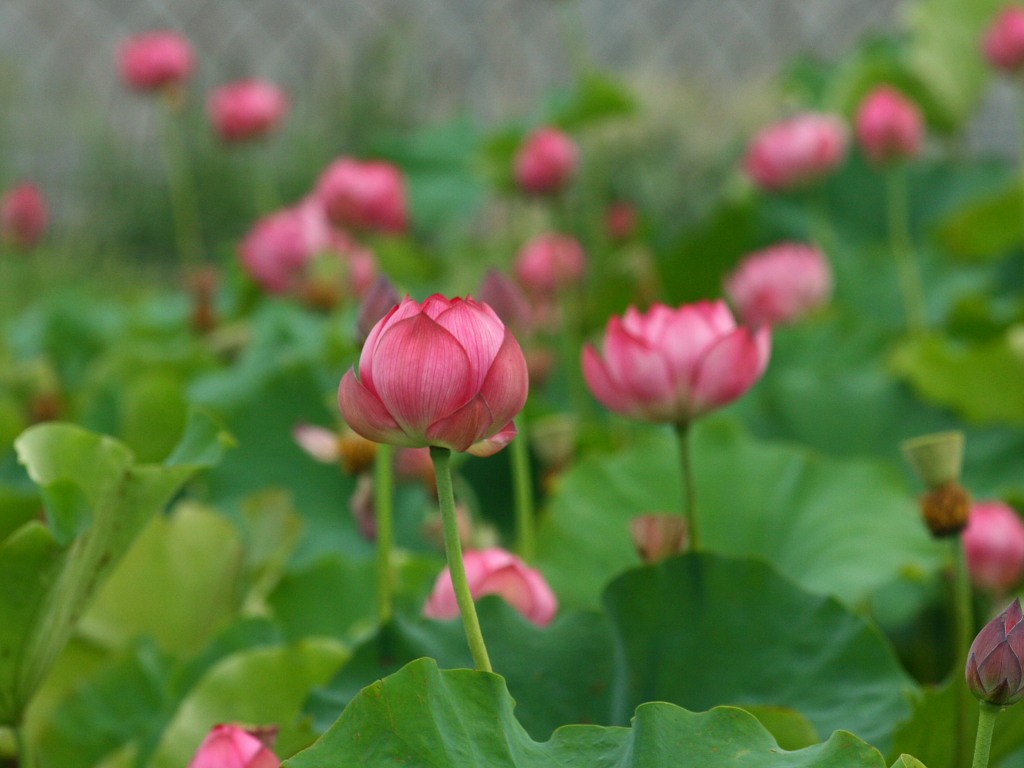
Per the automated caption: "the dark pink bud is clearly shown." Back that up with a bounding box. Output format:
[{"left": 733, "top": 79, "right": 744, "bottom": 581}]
[
  {"left": 966, "top": 598, "right": 1024, "bottom": 706},
  {"left": 208, "top": 79, "right": 289, "bottom": 143},
  {"left": 514, "top": 127, "right": 579, "bottom": 195},
  {"left": 356, "top": 276, "right": 401, "bottom": 343},
  {"left": 478, "top": 269, "right": 533, "bottom": 335},
  {"left": 118, "top": 30, "right": 195, "bottom": 92},
  {"left": 984, "top": 6, "right": 1024, "bottom": 73},
  {"left": 743, "top": 113, "right": 848, "bottom": 192},
  {"left": 1, "top": 183, "right": 48, "bottom": 250},
  {"left": 855, "top": 86, "right": 924, "bottom": 165},
  {"left": 316, "top": 158, "right": 408, "bottom": 234}
]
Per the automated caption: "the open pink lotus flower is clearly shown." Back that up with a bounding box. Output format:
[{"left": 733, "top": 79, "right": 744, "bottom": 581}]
[
  {"left": 339, "top": 295, "right": 529, "bottom": 456},
  {"left": 188, "top": 724, "right": 279, "bottom": 768},
  {"left": 743, "top": 113, "right": 848, "bottom": 192},
  {"left": 208, "top": 79, "right": 289, "bottom": 143},
  {"left": 582, "top": 301, "right": 771, "bottom": 424},
  {"left": 1, "top": 183, "right": 48, "bottom": 250},
  {"left": 984, "top": 6, "right": 1024, "bottom": 73},
  {"left": 118, "top": 30, "right": 195, "bottom": 92},
  {"left": 514, "top": 127, "right": 579, "bottom": 195},
  {"left": 424, "top": 547, "right": 558, "bottom": 627},
  {"left": 964, "top": 501, "right": 1024, "bottom": 594},
  {"left": 855, "top": 86, "right": 923, "bottom": 165},
  {"left": 316, "top": 158, "right": 408, "bottom": 234},
  {"left": 724, "top": 242, "right": 832, "bottom": 327}
]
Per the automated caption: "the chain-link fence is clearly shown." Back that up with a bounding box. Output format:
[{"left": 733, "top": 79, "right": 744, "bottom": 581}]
[{"left": 0, "top": 0, "right": 1016, "bottom": 232}]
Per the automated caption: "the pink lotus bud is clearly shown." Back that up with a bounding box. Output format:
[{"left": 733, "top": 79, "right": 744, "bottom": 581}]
[
  {"left": 582, "top": 301, "right": 771, "bottom": 424},
  {"left": 239, "top": 200, "right": 331, "bottom": 293},
  {"left": 855, "top": 86, "right": 924, "bottom": 165},
  {"left": 316, "top": 158, "right": 408, "bottom": 234},
  {"left": 395, "top": 446, "right": 437, "bottom": 491},
  {"left": 423, "top": 547, "right": 558, "bottom": 626},
  {"left": 118, "top": 31, "right": 195, "bottom": 92},
  {"left": 514, "top": 127, "right": 579, "bottom": 195},
  {"left": 964, "top": 501, "right": 1024, "bottom": 593},
  {"left": 188, "top": 724, "right": 280, "bottom": 768},
  {"left": 630, "top": 513, "right": 689, "bottom": 563},
  {"left": 1, "top": 183, "right": 48, "bottom": 250},
  {"left": 984, "top": 6, "right": 1024, "bottom": 73},
  {"left": 605, "top": 201, "right": 638, "bottom": 243},
  {"left": 338, "top": 295, "right": 529, "bottom": 457},
  {"left": 356, "top": 276, "right": 401, "bottom": 343},
  {"left": 743, "top": 113, "right": 848, "bottom": 192},
  {"left": 208, "top": 79, "right": 289, "bottom": 143},
  {"left": 724, "top": 242, "right": 832, "bottom": 327},
  {"left": 966, "top": 598, "right": 1024, "bottom": 707},
  {"left": 293, "top": 424, "right": 342, "bottom": 463},
  {"left": 515, "top": 233, "right": 586, "bottom": 296},
  {"left": 478, "top": 269, "right": 533, "bottom": 335}
]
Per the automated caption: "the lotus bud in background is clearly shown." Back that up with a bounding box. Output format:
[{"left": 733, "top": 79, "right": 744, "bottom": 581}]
[
  {"left": 356, "top": 275, "right": 401, "bottom": 343},
  {"left": 1, "top": 183, "right": 48, "bottom": 250},
  {"left": 118, "top": 30, "right": 196, "bottom": 92},
  {"left": 743, "top": 112, "right": 848, "bottom": 192},
  {"left": 316, "top": 158, "right": 409, "bottom": 234},
  {"left": 514, "top": 233, "right": 586, "bottom": 297},
  {"left": 239, "top": 199, "right": 332, "bottom": 294},
  {"left": 631, "top": 513, "right": 689, "bottom": 563},
  {"left": 605, "top": 200, "right": 638, "bottom": 243},
  {"left": 724, "top": 242, "right": 832, "bottom": 327},
  {"left": 582, "top": 301, "right": 771, "bottom": 425},
  {"left": 208, "top": 79, "right": 289, "bottom": 143},
  {"left": 984, "top": 6, "right": 1024, "bottom": 73},
  {"left": 964, "top": 502, "right": 1024, "bottom": 594},
  {"left": 855, "top": 86, "right": 924, "bottom": 165},
  {"left": 478, "top": 268, "right": 533, "bottom": 335},
  {"left": 422, "top": 501, "right": 474, "bottom": 551},
  {"left": 187, "top": 724, "right": 280, "bottom": 768},
  {"left": 966, "top": 598, "right": 1024, "bottom": 707},
  {"left": 339, "top": 295, "right": 529, "bottom": 457},
  {"left": 514, "top": 126, "right": 579, "bottom": 195},
  {"left": 293, "top": 424, "right": 377, "bottom": 475},
  {"left": 395, "top": 446, "right": 437, "bottom": 492},
  {"left": 423, "top": 547, "right": 558, "bottom": 627}
]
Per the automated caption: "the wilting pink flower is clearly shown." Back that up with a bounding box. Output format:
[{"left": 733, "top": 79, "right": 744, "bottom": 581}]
[
  {"left": 1, "top": 183, "right": 48, "bottom": 250},
  {"left": 964, "top": 501, "right": 1024, "bottom": 593},
  {"left": 515, "top": 127, "right": 579, "bottom": 195},
  {"left": 118, "top": 31, "right": 195, "bottom": 92},
  {"left": 356, "top": 276, "right": 401, "bottom": 343},
  {"left": 208, "top": 79, "right": 289, "bottom": 143},
  {"left": 724, "top": 242, "right": 832, "bottom": 327},
  {"left": 582, "top": 301, "right": 771, "bottom": 424},
  {"left": 515, "top": 233, "right": 586, "bottom": 296},
  {"left": 984, "top": 6, "right": 1024, "bottom": 73},
  {"left": 606, "top": 201, "right": 638, "bottom": 242},
  {"left": 317, "top": 158, "right": 408, "bottom": 234},
  {"left": 630, "top": 513, "right": 689, "bottom": 564},
  {"left": 743, "top": 113, "right": 848, "bottom": 192},
  {"left": 424, "top": 547, "right": 558, "bottom": 626},
  {"left": 966, "top": 598, "right": 1024, "bottom": 706},
  {"left": 855, "top": 86, "right": 924, "bottom": 165},
  {"left": 239, "top": 197, "right": 376, "bottom": 299},
  {"left": 339, "top": 295, "right": 529, "bottom": 456},
  {"left": 188, "top": 724, "right": 279, "bottom": 768}
]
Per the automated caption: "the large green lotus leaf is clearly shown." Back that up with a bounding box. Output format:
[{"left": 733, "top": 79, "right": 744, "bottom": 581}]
[
  {"left": 286, "top": 657, "right": 896, "bottom": 767},
  {"left": 304, "top": 598, "right": 616, "bottom": 741},
  {"left": 151, "top": 639, "right": 347, "bottom": 767},
  {"left": 934, "top": 181, "right": 1024, "bottom": 261},
  {"left": 603, "top": 554, "right": 916, "bottom": 752},
  {"left": 536, "top": 418, "right": 943, "bottom": 611},
  {"left": 890, "top": 334, "right": 1024, "bottom": 426},
  {"left": 0, "top": 411, "right": 231, "bottom": 725},
  {"left": 78, "top": 502, "right": 245, "bottom": 656}
]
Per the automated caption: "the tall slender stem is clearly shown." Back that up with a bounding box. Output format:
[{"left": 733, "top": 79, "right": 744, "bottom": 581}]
[
  {"left": 374, "top": 444, "right": 395, "bottom": 624},
  {"left": 674, "top": 422, "right": 699, "bottom": 551},
  {"left": 1016, "top": 89, "right": 1024, "bottom": 245},
  {"left": 15, "top": 722, "right": 31, "bottom": 768},
  {"left": 885, "top": 166, "right": 927, "bottom": 336},
  {"left": 510, "top": 418, "right": 536, "bottom": 562},
  {"left": 430, "top": 446, "right": 493, "bottom": 673},
  {"left": 159, "top": 104, "right": 203, "bottom": 269},
  {"left": 953, "top": 536, "right": 976, "bottom": 768},
  {"left": 971, "top": 703, "right": 1000, "bottom": 768}
]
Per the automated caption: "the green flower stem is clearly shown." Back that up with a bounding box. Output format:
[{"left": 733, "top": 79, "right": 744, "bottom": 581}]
[
  {"left": 885, "top": 166, "right": 927, "bottom": 336},
  {"left": 674, "top": 421, "right": 699, "bottom": 551},
  {"left": 374, "top": 444, "right": 395, "bottom": 624},
  {"left": 159, "top": 103, "right": 203, "bottom": 269},
  {"left": 972, "top": 702, "right": 1000, "bottom": 768},
  {"left": 15, "top": 722, "right": 32, "bottom": 768},
  {"left": 954, "top": 535, "right": 976, "bottom": 768},
  {"left": 510, "top": 418, "right": 536, "bottom": 562},
  {"left": 1016, "top": 88, "right": 1024, "bottom": 242},
  {"left": 429, "top": 446, "right": 493, "bottom": 673}
]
